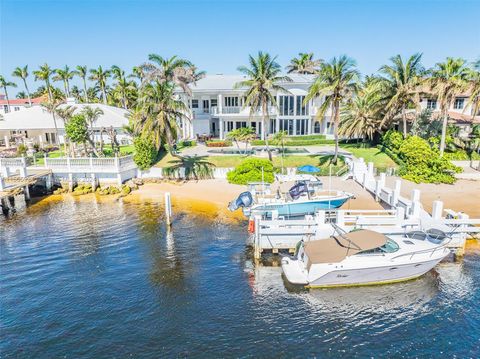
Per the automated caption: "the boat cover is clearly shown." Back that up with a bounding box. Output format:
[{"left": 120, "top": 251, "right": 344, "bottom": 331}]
[
  {"left": 304, "top": 229, "right": 387, "bottom": 266},
  {"left": 289, "top": 181, "right": 309, "bottom": 200}
]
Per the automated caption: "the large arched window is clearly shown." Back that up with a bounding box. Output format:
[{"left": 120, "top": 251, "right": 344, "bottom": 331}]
[{"left": 314, "top": 121, "right": 321, "bottom": 134}]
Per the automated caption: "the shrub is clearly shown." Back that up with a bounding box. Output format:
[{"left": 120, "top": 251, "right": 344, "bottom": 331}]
[
  {"left": 178, "top": 140, "right": 196, "bottom": 148},
  {"left": 381, "top": 130, "right": 403, "bottom": 152},
  {"left": 16, "top": 144, "right": 28, "bottom": 156},
  {"left": 65, "top": 114, "right": 88, "bottom": 144},
  {"left": 206, "top": 140, "right": 232, "bottom": 147},
  {"left": 133, "top": 137, "right": 157, "bottom": 170},
  {"left": 444, "top": 150, "right": 480, "bottom": 161},
  {"left": 397, "top": 136, "right": 460, "bottom": 184},
  {"left": 227, "top": 158, "right": 274, "bottom": 185},
  {"left": 251, "top": 139, "right": 335, "bottom": 146}
]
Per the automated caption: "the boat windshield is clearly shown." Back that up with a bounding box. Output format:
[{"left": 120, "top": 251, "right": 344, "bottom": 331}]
[
  {"left": 357, "top": 239, "right": 399, "bottom": 255},
  {"left": 406, "top": 229, "right": 448, "bottom": 244}
]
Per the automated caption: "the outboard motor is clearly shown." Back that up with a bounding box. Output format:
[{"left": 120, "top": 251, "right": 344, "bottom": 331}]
[
  {"left": 289, "top": 181, "right": 308, "bottom": 200},
  {"left": 228, "top": 191, "right": 254, "bottom": 211}
]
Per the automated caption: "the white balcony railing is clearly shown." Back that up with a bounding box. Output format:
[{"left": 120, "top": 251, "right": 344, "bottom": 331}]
[{"left": 210, "top": 106, "right": 277, "bottom": 116}]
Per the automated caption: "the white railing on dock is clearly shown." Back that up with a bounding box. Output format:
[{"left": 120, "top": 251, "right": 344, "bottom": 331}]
[{"left": 44, "top": 155, "right": 135, "bottom": 173}]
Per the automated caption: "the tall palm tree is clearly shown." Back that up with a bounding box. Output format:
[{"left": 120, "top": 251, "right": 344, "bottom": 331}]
[
  {"left": 81, "top": 106, "right": 104, "bottom": 129},
  {"left": 33, "top": 64, "right": 54, "bottom": 101},
  {"left": 140, "top": 54, "right": 205, "bottom": 95},
  {"left": 0, "top": 75, "right": 17, "bottom": 112},
  {"left": 12, "top": 65, "right": 32, "bottom": 105},
  {"left": 41, "top": 98, "right": 62, "bottom": 145},
  {"left": 89, "top": 66, "right": 110, "bottom": 105},
  {"left": 465, "top": 59, "right": 480, "bottom": 120},
  {"left": 132, "top": 82, "right": 189, "bottom": 152},
  {"left": 428, "top": 57, "right": 469, "bottom": 156},
  {"left": 53, "top": 65, "right": 74, "bottom": 97},
  {"left": 111, "top": 65, "right": 134, "bottom": 109},
  {"left": 16, "top": 91, "right": 27, "bottom": 99},
  {"left": 235, "top": 51, "right": 291, "bottom": 160},
  {"left": 306, "top": 55, "right": 359, "bottom": 163},
  {"left": 130, "top": 66, "right": 146, "bottom": 83},
  {"left": 379, "top": 53, "right": 424, "bottom": 138},
  {"left": 339, "top": 82, "right": 385, "bottom": 141},
  {"left": 286, "top": 53, "right": 322, "bottom": 74},
  {"left": 74, "top": 65, "right": 89, "bottom": 103}
]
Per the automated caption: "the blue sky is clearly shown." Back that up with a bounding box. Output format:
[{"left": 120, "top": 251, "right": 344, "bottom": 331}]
[{"left": 1, "top": 0, "right": 479, "bottom": 95}]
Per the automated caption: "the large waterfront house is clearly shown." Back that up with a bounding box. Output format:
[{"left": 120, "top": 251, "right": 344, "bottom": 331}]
[
  {"left": 181, "top": 74, "right": 333, "bottom": 140},
  {"left": 181, "top": 74, "right": 479, "bottom": 140},
  {"left": 0, "top": 98, "right": 130, "bottom": 148}
]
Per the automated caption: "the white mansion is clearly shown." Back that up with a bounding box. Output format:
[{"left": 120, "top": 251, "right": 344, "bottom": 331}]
[{"left": 182, "top": 74, "right": 332, "bottom": 140}]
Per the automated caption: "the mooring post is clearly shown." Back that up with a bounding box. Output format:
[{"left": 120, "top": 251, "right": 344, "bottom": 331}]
[
  {"left": 392, "top": 179, "right": 401, "bottom": 207},
  {"left": 456, "top": 212, "right": 469, "bottom": 257},
  {"left": 396, "top": 207, "right": 406, "bottom": 225},
  {"left": 24, "top": 185, "right": 31, "bottom": 202},
  {"left": 20, "top": 155, "right": 28, "bottom": 178},
  {"left": 431, "top": 200, "right": 444, "bottom": 220},
  {"left": 46, "top": 173, "right": 53, "bottom": 192},
  {"left": 44, "top": 153, "right": 48, "bottom": 169},
  {"left": 254, "top": 215, "right": 261, "bottom": 260},
  {"left": 91, "top": 173, "right": 97, "bottom": 191},
  {"left": 0, "top": 176, "right": 5, "bottom": 191},
  {"left": 164, "top": 192, "right": 172, "bottom": 226},
  {"left": 411, "top": 189, "right": 421, "bottom": 218}
]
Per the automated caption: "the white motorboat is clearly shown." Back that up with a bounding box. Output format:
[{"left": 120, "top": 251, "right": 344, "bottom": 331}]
[{"left": 281, "top": 227, "right": 451, "bottom": 288}]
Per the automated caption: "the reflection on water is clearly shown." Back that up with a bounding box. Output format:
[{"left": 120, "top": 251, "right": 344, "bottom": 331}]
[{"left": 1, "top": 196, "right": 479, "bottom": 357}]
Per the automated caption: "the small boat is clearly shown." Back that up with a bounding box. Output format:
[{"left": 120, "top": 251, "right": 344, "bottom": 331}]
[
  {"left": 228, "top": 177, "right": 353, "bottom": 218},
  {"left": 281, "top": 227, "right": 451, "bottom": 288}
]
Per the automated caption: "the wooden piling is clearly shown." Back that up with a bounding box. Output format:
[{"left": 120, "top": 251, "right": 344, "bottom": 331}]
[{"left": 165, "top": 192, "right": 172, "bottom": 226}]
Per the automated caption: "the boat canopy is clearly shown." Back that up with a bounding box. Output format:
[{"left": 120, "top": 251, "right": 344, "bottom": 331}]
[{"left": 304, "top": 230, "right": 388, "bottom": 266}]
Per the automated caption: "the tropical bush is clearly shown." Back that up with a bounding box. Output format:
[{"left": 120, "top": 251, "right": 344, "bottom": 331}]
[
  {"left": 396, "top": 136, "right": 460, "bottom": 184},
  {"left": 251, "top": 138, "right": 334, "bottom": 146},
  {"left": 65, "top": 114, "right": 89, "bottom": 144},
  {"left": 178, "top": 140, "right": 196, "bottom": 148},
  {"left": 227, "top": 158, "right": 274, "bottom": 185},
  {"left": 381, "top": 130, "right": 403, "bottom": 153},
  {"left": 16, "top": 144, "right": 28, "bottom": 156},
  {"left": 133, "top": 137, "right": 157, "bottom": 170}
]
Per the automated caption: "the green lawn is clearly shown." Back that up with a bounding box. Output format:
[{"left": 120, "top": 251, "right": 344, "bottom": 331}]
[{"left": 340, "top": 143, "right": 397, "bottom": 171}]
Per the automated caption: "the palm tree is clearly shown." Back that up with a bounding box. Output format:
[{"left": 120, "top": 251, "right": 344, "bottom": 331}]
[
  {"left": 53, "top": 65, "right": 74, "bottom": 97},
  {"left": 89, "top": 66, "right": 110, "bottom": 104},
  {"left": 12, "top": 66, "right": 32, "bottom": 105},
  {"left": 379, "top": 53, "right": 424, "bottom": 138},
  {"left": 16, "top": 91, "right": 27, "bottom": 99},
  {"left": 41, "top": 98, "right": 62, "bottom": 145},
  {"left": 235, "top": 51, "right": 291, "bottom": 160},
  {"left": 132, "top": 82, "right": 189, "bottom": 152},
  {"left": 163, "top": 155, "right": 215, "bottom": 180},
  {"left": 130, "top": 66, "right": 146, "bottom": 83},
  {"left": 111, "top": 65, "right": 135, "bottom": 109},
  {"left": 339, "top": 82, "right": 384, "bottom": 141},
  {"left": 140, "top": 54, "right": 205, "bottom": 95},
  {"left": 465, "top": 59, "right": 480, "bottom": 120},
  {"left": 33, "top": 64, "right": 54, "bottom": 101},
  {"left": 81, "top": 106, "right": 104, "bottom": 156},
  {"left": 286, "top": 53, "right": 322, "bottom": 74},
  {"left": 305, "top": 55, "right": 359, "bottom": 163},
  {"left": 74, "top": 65, "right": 89, "bottom": 103},
  {"left": 428, "top": 57, "right": 469, "bottom": 156},
  {"left": 0, "top": 75, "right": 17, "bottom": 112}
]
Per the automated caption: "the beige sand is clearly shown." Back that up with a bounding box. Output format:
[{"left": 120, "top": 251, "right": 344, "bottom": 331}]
[{"left": 385, "top": 177, "right": 480, "bottom": 218}]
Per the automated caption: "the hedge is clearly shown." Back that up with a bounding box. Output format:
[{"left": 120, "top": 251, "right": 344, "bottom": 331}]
[
  {"left": 206, "top": 140, "right": 232, "bottom": 147},
  {"left": 251, "top": 139, "right": 335, "bottom": 146},
  {"left": 226, "top": 158, "right": 275, "bottom": 185}
]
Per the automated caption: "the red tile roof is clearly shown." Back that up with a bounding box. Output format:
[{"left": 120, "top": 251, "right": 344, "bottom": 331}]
[{"left": 0, "top": 96, "right": 45, "bottom": 105}]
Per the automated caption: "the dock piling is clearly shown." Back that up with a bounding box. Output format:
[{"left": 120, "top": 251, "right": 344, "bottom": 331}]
[{"left": 165, "top": 192, "right": 172, "bottom": 226}]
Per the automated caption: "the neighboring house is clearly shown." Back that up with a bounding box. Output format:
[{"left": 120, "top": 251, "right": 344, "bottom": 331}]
[
  {"left": 0, "top": 99, "right": 131, "bottom": 148},
  {"left": 181, "top": 74, "right": 333, "bottom": 140},
  {"left": 0, "top": 95, "right": 45, "bottom": 115}
]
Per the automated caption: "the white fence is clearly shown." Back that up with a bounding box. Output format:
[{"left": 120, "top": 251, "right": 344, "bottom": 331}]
[{"left": 44, "top": 155, "right": 136, "bottom": 173}]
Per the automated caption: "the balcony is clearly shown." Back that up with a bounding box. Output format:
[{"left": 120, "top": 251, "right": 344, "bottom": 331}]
[{"left": 210, "top": 106, "right": 277, "bottom": 116}]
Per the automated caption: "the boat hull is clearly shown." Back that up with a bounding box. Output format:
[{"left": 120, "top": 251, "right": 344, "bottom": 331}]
[
  {"left": 307, "top": 257, "right": 445, "bottom": 288},
  {"left": 246, "top": 196, "right": 350, "bottom": 217}
]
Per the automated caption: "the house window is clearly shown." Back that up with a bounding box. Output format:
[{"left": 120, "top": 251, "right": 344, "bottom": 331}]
[
  {"left": 191, "top": 99, "right": 199, "bottom": 108},
  {"left": 211, "top": 99, "right": 217, "bottom": 107},
  {"left": 295, "top": 96, "right": 309, "bottom": 116},
  {"left": 296, "top": 119, "right": 308, "bottom": 135},
  {"left": 203, "top": 100, "right": 210, "bottom": 113},
  {"left": 14, "top": 106, "right": 20, "bottom": 111},
  {"left": 279, "top": 119, "right": 294, "bottom": 135},
  {"left": 270, "top": 119, "right": 276, "bottom": 133},
  {"left": 279, "top": 96, "right": 294, "bottom": 116},
  {"left": 224, "top": 97, "right": 239, "bottom": 107},
  {"left": 235, "top": 121, "right": 247, "bottom": 129},
  {"left": 314, "top": 121, "right": 321, "bottom": 134},
  {"left": 3, "top": 105, "right": 8, "bottom": 113},
  {"left": 426, "top": 99, "right": 437, "bottom": 110},
  {"left": 454, "top": 98, "right": 465, "bottom": 110},
  {"left": 227, "top": 121, "right": 234, "bottom": 131}
]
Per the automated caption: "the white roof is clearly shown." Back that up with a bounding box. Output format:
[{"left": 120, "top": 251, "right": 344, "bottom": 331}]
[
  {"left": 0, "top": 103, "right": 129, "bottom": 131},
  {"left": 191, "top": 73, "right": 316, "bottom": 91}
]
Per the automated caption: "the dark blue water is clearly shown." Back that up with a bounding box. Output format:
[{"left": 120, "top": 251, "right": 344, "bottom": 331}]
[{"left": 1, "top": 197, "right": 479, "bottom": 358}]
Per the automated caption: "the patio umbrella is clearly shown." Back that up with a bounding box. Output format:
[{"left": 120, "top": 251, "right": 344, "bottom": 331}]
[{"left": 297, "top": 165, "right": 320, "bottom": 173}]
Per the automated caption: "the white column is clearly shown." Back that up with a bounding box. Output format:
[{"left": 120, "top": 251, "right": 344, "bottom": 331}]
[
  {"left": 432, "top": 200, "right": 444, "bottom": 220},
  {"left": 38, "top": 134, "right": 43, "bottom": 146},
  {"left": 307, "top": 118, "right": 312, "bottom": 135},
  {"left": 219, "top": 118, "right": 224, "bottom": 140},
  {"left": 4, "top": 135, "right": 9, "bottom": 148},
  {"left": 218, "top": 94, "right": 223, "bottom": 114}
]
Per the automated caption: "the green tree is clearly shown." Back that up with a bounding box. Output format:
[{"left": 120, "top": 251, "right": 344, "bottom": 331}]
[
  {"left": 306, "top": 55, "right": 359, "bottom": 163},
  {"left": 16, "top": 91, "right": 27, "bottom": 99},
  {"left": 53, "top": 65, "right": 74, "bottom": 97},
  {"left": 74, "top": 65, "right": 89, "bottom": 102},
  {"left": 131, "top": 82, "right": 189, "bottom": 153},
  {"left": 226, "top": 158, "right": 274, "bottom": 185},
  {"left": 286, "top": 52, "right": 322, "bottom": 74},
  {"left": 12, "top": 65, "right": 32, "bottom": 105},
  {"left": 339, "top": 81, "right": 384, "bottom": 141},
  {"left": 0, "top": 75, "right": 17, "bottom": 112},
  {"left": 235, "top": 51, "right": 291, "bottom": 160},
  {"left": 226, "top": 127, "right": 256, "bottom": 155},
  {"left": 33, "top": 63, "right": 54, "bottom": 101},
  {"left": 89, "top": 66, "right": 110, "bottom": 104},
  {"left": 379, "top": 53, "right": 424, "bottom": 137},
  {"left": 465, "top": 59, "right": 480, "bottom": 120},
  {"left": 427, "top": 57, "right": 469, "bottom": 156}
]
